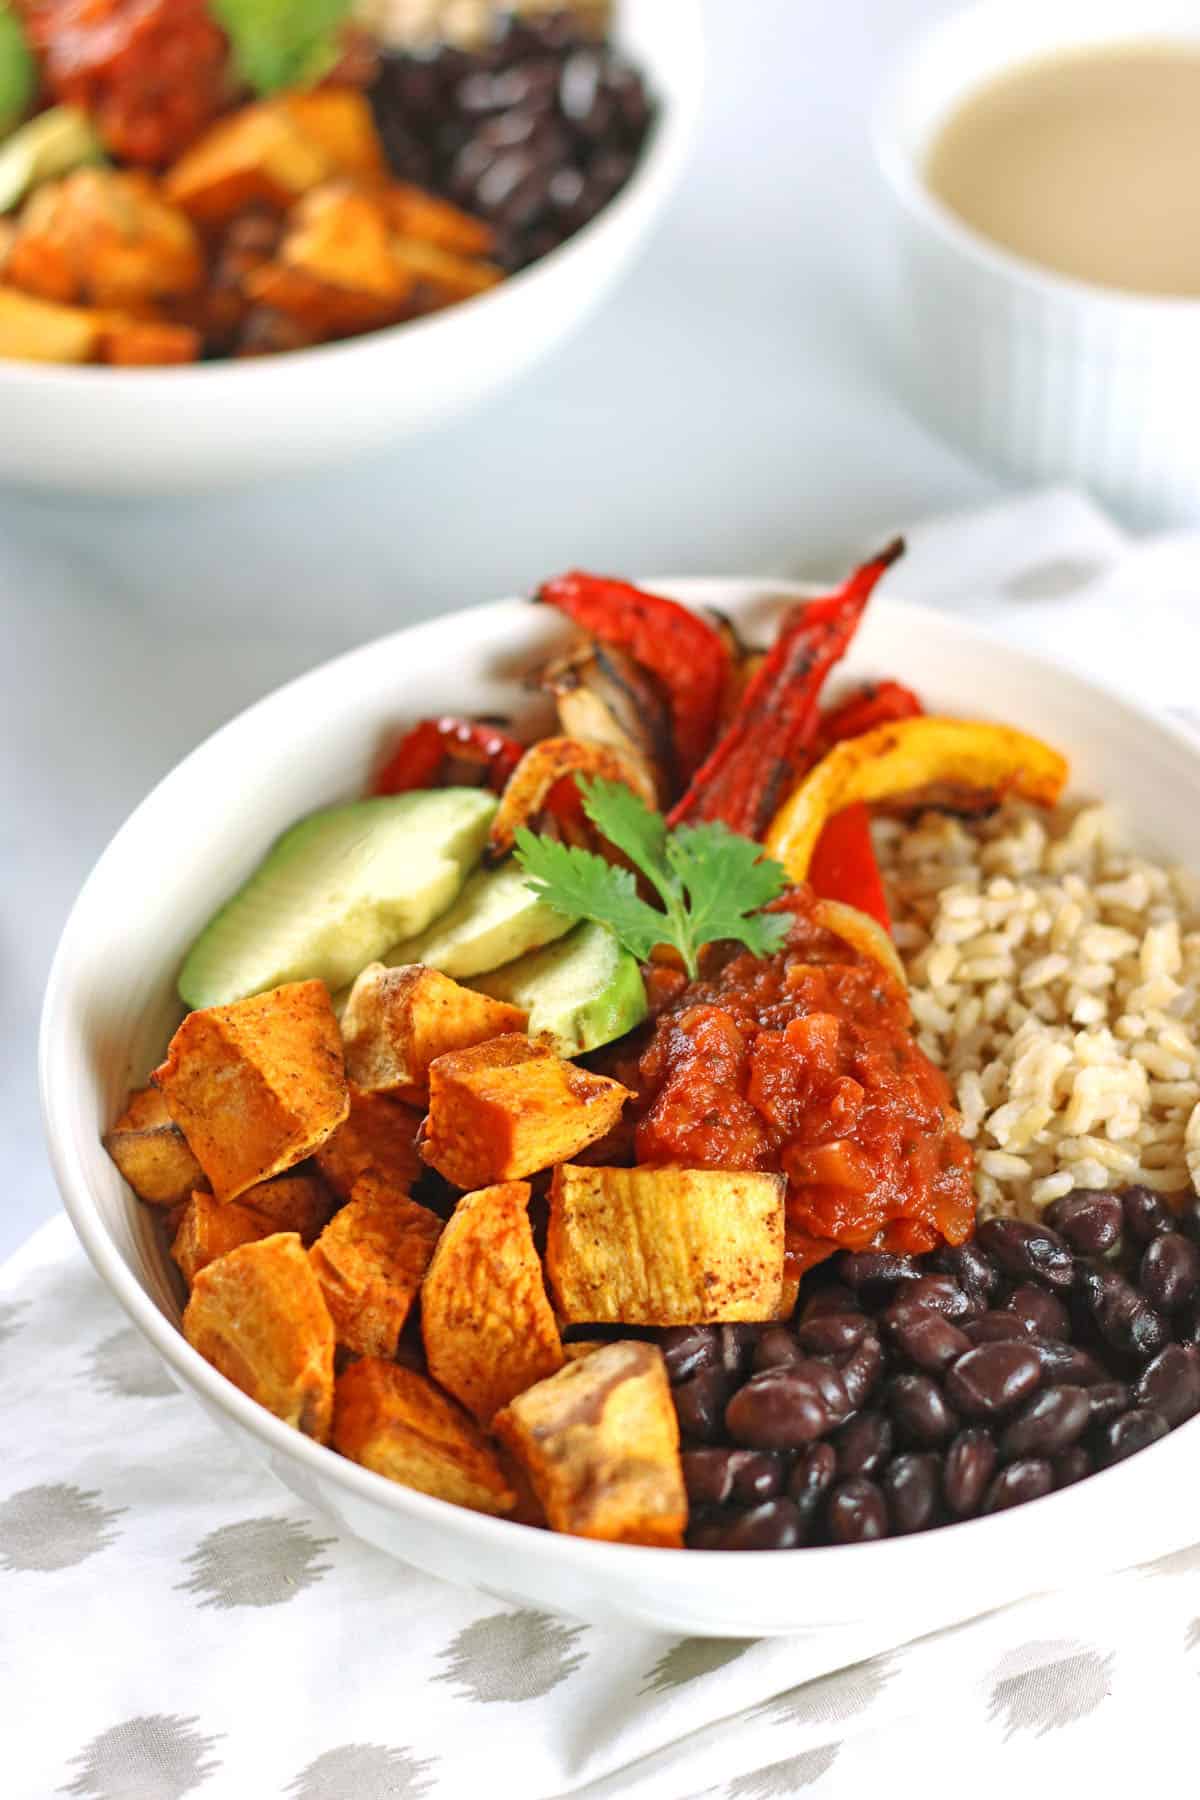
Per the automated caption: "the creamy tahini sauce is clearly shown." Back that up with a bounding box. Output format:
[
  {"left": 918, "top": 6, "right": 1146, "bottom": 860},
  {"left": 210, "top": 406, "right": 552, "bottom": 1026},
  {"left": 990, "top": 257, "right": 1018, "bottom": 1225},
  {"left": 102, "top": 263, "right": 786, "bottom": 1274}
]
[{"left": 924, "top": 43, "right": 1200, "bottom": 297}]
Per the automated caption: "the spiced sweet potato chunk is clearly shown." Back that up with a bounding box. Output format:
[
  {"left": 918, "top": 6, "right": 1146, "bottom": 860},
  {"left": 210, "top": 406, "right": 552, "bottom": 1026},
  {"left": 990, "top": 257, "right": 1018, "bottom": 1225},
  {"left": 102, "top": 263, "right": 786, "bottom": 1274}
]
[
  {"left": 333, "top": 1357, "right": 515, "bottom": 1516},
  {"left": 103, "top": 1084, "right": 204, "bottom": 1206},
  {"left": 494, "top": 1341, "right": 685, "bottom": 1547},
  {"left": 341, "top": 962, "right": 526, "bottom": 1104},
  {"left": 183, "top": 1233, "right": 335, "bottom": 1442},
  {"left": 421, "top": 1182, "right": 563, "bottom": 1425},
  {"left": 309, "top": 1172, "right": 442, "bottom": 1358},
  {"left": 153, "top": 979, "right": 348, "bottom": 1204},
  {"left": 421, "top": 1035, "right": 630, "bottom": 1189},
  {"left": 547, "top": 1165, "right": 786, "bottom": 1325},
  {"left": 171, "top": 1174, "right": 335, "bottom": 1288},
  {"left": 315, "top": 1086, "right": 423, "bottom": 1200}
]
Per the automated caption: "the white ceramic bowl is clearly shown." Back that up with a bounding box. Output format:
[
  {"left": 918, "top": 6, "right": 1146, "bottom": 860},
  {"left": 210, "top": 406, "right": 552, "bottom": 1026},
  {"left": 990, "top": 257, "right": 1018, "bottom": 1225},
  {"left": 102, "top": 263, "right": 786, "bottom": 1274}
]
[
  {"left": 0, "top": 0, "right": 702, "bottom": 496},
  {"left": 875, "top": 0, "right": 1200, "bottom": 528},
  {"left": 40, "top": 578, "right": 1200, "bottom": 1636}
]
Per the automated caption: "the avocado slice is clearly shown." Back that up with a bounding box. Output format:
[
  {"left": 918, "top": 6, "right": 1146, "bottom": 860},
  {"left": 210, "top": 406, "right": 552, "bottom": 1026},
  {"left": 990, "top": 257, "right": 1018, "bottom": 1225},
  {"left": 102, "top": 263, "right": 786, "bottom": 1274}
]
[
  {"left": 0, "top": 107, "right": 105, "bottom": 214},
  {"left": 383, "top": 857, "right": 574, "bottom": 979},
  {"left": 178, "top": 789, "right": 496, "bottom": 1011},
  {"left": 471, "top": 921, "right": 647, "bottom": 1057}
]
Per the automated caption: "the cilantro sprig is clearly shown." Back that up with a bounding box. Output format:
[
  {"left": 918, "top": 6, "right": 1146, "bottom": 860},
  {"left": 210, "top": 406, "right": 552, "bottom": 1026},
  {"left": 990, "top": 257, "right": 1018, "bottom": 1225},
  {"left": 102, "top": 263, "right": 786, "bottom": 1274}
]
[
  {"left": 514, "top": 777, "right": 791, "bottom": 980},
  {"left": 212, "top": 0, "right": 354, "bottom": 96}
]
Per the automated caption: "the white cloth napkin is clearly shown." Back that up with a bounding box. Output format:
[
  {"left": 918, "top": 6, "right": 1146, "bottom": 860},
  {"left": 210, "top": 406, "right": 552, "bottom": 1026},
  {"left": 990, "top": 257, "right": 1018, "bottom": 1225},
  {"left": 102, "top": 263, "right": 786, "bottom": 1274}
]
[{"left": 7, "top": 488, "right": 1200, "bottom": 1800}]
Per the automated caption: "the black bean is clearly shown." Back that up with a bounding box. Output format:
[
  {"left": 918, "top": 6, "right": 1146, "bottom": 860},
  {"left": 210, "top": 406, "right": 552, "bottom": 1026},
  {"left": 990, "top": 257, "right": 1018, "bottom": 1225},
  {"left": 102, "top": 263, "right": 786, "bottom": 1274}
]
[
  {"left": 1177, "top": 1296, "right": 1200, "bottom": 1345},
  {"left": 1077, "top": 1266, "right": 1169, "bottom": 1359},
  {"left": 725, "top": 1368, "right": 831, "bottom": 1449},
  {"left": 1140, "top": 1233, "right": 1200, "bottom": 1313},
  {"left": 1086, "top": 1381, "right": 1132, "bottom": 1425},
  {"left": 943, "top": 1428, "right": 997, "bottom": 1516},
  {"left": 1006, "top": 1284, "right": 1070, "bottom": 1339},
  {"left": 883, "top": 1299, "right": 972, "bottom": 1372},
  {"left": 1046, "top": 1189, "right": 1124, "bottom": 1256},
  {"left": 752, "top": 1328, "right": 804, "bottom": 1373},
  {"left": 907, "top": 1273, "right": 980, "bottom": 1321},
  {"left": 883, "top": 1453, "right": 940, "bottom": 1535},
  {"left": 658, "top": 1326, "right": 719, "bottom": 1384},
  {"left": 1122, "top": 1185, "right": 1173, "bottom": 1243},
  {"left": 834, "top": 1412, "right": 893, "bottom": 1480},
  {"left": 999, "top": 1386, "right": 1090, "bottom": 1458},
  {"left": 1175, "top": 1194, "right": 1200, "bottom": 1246},
  {"left": 838, "top": 1250, "right": 921, "bottom": 1296},
  {"left": 838, "top": 1332, "right": 884, "bottom": 1410},
  {"left": 887, "top": 1373, "right": 957, "bottom": 1446},
  {"left": 981, "top": 1458, "right": 1054, "bottom": 1513},
  {"left": 685, "top": 1515, "right": 730, "bottom": 1550},
  {"left": 976, "top": 1218, "right": 1075, "bottom": 1290},
  {"left": 1053, "top": 1446, "right": 1093, "bottom": 1488},
  {"left": 964, "top": 1311, "right": 1034, "bottom": 1345},
  {"left": 717, "top": 1499, "right": 804, "bottom": 1551},
  {"left": 793, "top": 1357, "right": 852, "bottom": 1426},
  {"left": 827, "top": 1477, "right": 889, "bottom": 1543},
  {"left": 798, "top": 1283, "right": 858, "bottom": 1322},
  {"left": 1092, "top": 1407, "right": 1170, "bottom": 1468},
  {"left": 720, "top": 1325, "right": 762, "bottom": 1375},
  {"left": 794, "top": 1312, "right": 871, "bottom": 1355},
  {"left": 672, "top": 1366, "right": 732, "bottom": 1441},
  {"left": 1132, "top": 1344, "right": 1200, "bottom": 1427},
  {"left": 935, "top": 1240, "right": 1000, "bottom": 1302},
  {"left": 788, "top": 1441, "right": 837, "bottom": 1523},
  {"left": 681, "top": 1448, "right": 784, "bottom": 1508},
  {"left": 945, "top": 1343, "right": 1043, "bottom": 1419},
  {"left": 1028, "top": 1338, "right": 1107, "bottom": 1386}
]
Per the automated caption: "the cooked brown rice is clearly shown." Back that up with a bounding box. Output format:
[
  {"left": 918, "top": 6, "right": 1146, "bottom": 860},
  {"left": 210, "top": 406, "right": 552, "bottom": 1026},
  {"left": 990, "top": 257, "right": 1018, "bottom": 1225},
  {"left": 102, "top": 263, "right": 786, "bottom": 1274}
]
[{"left": 875, "top": 801, "right": 1200, "bottom": 1221}]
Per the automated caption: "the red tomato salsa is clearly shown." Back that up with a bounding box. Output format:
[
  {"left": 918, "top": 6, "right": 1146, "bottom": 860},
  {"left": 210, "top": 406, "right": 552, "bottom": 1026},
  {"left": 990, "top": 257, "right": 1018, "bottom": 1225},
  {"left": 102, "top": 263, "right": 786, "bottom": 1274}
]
[{"left": 627, "top": 892, "right": 975, "bottom": 1282}]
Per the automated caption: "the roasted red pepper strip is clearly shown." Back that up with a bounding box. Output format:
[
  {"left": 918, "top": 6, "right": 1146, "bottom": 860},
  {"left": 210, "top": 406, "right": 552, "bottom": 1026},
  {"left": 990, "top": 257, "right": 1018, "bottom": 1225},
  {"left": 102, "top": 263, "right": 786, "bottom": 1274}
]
[
  {"left": 373, "top": 717, "right": 524, "bottom": 796},
  {"left": 537, "top": 571, "right": 731, "bottom": 788},
  {"left": 817, "top": 678, "right": 922, "bottom": 750},
  {"left": 808, "top": 803, "right": 891, "bottom": 929},
  {"left": 667, "top": 540, "right": 905, "bottom": 837}
]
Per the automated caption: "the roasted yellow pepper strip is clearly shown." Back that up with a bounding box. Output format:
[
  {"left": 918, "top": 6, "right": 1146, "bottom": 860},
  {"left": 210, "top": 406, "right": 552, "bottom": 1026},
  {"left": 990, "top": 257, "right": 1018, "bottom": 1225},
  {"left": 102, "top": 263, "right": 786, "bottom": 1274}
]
[{"left": 764, "top": 718, "right": 1069, "bottom": 882}]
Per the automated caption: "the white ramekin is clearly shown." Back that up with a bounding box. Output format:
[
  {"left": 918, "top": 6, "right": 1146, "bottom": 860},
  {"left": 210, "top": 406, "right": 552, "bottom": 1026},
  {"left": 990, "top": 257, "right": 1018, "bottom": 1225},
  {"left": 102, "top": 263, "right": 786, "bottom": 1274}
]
[{"left": 875, "top": 0, "right": 1200, "bottom": 527}]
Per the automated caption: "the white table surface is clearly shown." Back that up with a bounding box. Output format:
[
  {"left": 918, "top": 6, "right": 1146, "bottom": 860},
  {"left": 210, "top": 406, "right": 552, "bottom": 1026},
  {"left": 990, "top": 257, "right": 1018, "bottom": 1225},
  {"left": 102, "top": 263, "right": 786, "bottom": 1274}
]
[{"left": 1, "top": 0, "right": 1002, "bottom": 1264}]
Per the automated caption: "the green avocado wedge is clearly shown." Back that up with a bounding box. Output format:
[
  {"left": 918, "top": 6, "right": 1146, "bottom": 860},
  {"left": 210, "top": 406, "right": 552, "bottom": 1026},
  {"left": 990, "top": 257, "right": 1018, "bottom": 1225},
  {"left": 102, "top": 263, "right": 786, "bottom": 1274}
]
[
  {"left": 384, "top": 857, "right": 574, "bottom": 980},
  {"left": 471, "top": 920, "right": 647, "bottom": 1057},
  {"left": 178, "top": 789, "right": 496, "bottom": 1011}
]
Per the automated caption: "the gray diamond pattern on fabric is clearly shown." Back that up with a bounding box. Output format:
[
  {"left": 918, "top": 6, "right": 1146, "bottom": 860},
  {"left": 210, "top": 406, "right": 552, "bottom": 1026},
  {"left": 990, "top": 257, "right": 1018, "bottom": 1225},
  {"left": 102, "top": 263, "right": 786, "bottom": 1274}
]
[
  {"left": 60, "top": 1713, "right": 221, "bottom": 1800},
  {"left": 0, "top": 1483, "right": 125, "bottom": 1572},
  {"left": 725, "top": 1745, "right": 840, "bottom": 1796},
  {"left": 286, "top": 1743, "right": 438, "bottom": 1799},
  {"left": 434, "top": 1610, "right": 588, "bottom": 1701},
  {"left": 755, "top": 1654, "right": 894, "bottom": 1729},
  {"left": 176, "top": 1517, "right": 334, "bottom": 1609},
  {"left": 985, "top": 1640, "right": 1113, "bottom": 1738},
  {"left": 641, "top": 1639, "right": 757, "bottom": 1696},
  {"left": 86, "top": 1326, "right": 177, "bottom": 1400}
]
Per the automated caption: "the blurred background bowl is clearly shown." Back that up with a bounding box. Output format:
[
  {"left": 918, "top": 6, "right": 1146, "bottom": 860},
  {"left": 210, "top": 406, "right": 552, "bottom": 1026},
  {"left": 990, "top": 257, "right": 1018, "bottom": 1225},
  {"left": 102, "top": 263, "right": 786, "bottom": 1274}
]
[{"left": 0, "top": 0, "right": 702, "bottom": 496}]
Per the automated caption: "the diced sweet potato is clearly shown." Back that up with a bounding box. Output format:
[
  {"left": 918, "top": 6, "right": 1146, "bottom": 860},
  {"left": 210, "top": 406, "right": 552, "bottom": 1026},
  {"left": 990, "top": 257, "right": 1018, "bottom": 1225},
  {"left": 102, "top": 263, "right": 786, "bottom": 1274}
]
[
  {"left": 381, "top": 182, "right": 495, "bottom": 256},
  {"left": 8, "top": 169, "right": 203, "bottom": 308},
  {"left": 389, "top": 235, "right": 504, "bottom": 305},
  {"left": 153, "top": 979, "right": 348, "bottom": 1204},
  {"left": 170, "top": 1173, "right": 336, "bottom": 1287},
  {"left": 561, "top": 1340, "right": 607, "bottom": 1362},
  {"left": 494, "top": 1341, "right": 685, "bottom": 1546},
  {"left": 315, "top": 1085, "right": 422, "bottom": 1200},
  {"left": 333, "top": 1356, "right": 516, "bottom": 1515},
  {"left": 103, "top": 1084, "right": 205, "bottom": 1206},
  {"left": 421, "top": 1181, "right": 562, "bottom": 1424},
  {"left": 342, "top": 962, "right": 527, "bottom": 1104},
  {"left": 165, "top": 103, "right": 332, "bottom": 224},
  {"left": 309, "top": 1172, "right": 442, "bottom": 1358},
  {"left": 0, "top": 284, "right": 99, "bottom": 361},
  {"left": 98, "top": 315, "right": 201, "bottom": 365},
  {"left": 278, "top": 90, "right": 388, "bottom": 183},
  {"left": 546, "top": 1165, "right": 785, "bottom": 1325},
  {"left": 283, "top": 184, "right": 408, "bottom": 301},
  {"left": 421, "top": 1036, "right": 630, "bottom": 1189},
  {"left": 183, "top": 1233, "right": 335, "bottom": 1442},
  {"left": 242, "top": 261, "right": 398, "bottom": 336}
]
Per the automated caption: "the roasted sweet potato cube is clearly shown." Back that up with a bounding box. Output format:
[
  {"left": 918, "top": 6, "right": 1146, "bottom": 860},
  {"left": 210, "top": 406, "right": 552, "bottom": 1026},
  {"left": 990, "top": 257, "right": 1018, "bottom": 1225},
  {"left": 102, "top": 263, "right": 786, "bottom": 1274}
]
[
  {"left": 421, "top": 1181, "right": 562, "bottom": 1424},
  {"left": 422, "top": 1036, "right": 630, "bottom": 1189},
  {"left": 333, "top": 1357, "right": 515, "bottom": 1515},
  {"left": 0, "top": 285, "right": 99, "bottom": 361},
  {"left": 390, "top": 235, "right": 504, "bottom": 305},
  {"left": 183, "top": 1233, "right": 335, "bottom": 1441},
  {"left": 278, "top": 90, "right": 388, "bottom": 182},
  {"left": 309, "top": 1172, "right": 442, "bottom": 1358},
  {"left": 165, "top": 103, "right": 331, "bottom": 224},
  {"left": 171, "top": 1173, "right": 336, "bottom": 1287},
  {"left": 103, "top": 1084, "right": 205, "bottom": 1206},
  {"left": 10, "top": 170, "right": 203, "bottom": 308},
  {"left": 282, "top": 184, "right": 412, "bottom": 303},
  {"left": 315, "top": 1086, "right": 422, "bottom": 1200},
  {"left": 381, "top": 182, "right": 495, "bottom": 255},
  {"left": 242, "top": 260, "right": 399, "bottom": 336},
  {"left": 342, "top": 963, "right": 527, "bottom": 1104},
  {"left": 546, "top": 1165, "right": 785, "bottom": 1325},
  {"left": 98, "top": 316, "right": 201, "bottom": 365},
  {"left": 153, "top": 979, "right": 348, "bottom": 1204},
  {"left": 494, "top": 1341, "right": 685, "bottom": 1546}
]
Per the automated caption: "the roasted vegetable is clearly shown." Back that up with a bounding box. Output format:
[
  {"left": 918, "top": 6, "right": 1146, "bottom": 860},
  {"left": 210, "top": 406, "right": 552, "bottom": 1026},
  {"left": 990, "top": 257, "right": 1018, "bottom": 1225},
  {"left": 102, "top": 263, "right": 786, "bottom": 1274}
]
[
  {"left": 308, "top": 1172, "right": 442, "bottom": 1358},
  {"left": 153, "top": 979, "right": 348, "bottom": 1205},
  {"left": 421, "top": 1181, "right": 563, "bottom": 1425},
  {"left": 7, "top": 167, "right": 203, "bottom": 307},
  {"left": 0, "top": 282, "right": 99, "bottom": 359},
  {"left": 333, "top": 1356, "right": 516, "bottom": 1515},
  {"left": 341, "top": 962, "right": 527, "bottom": 1104},
  {"left": 539, "top": 638, "right": 674, "bottom": 805},
  {"left": 103, "top": 1084, "right": 204, "bottom": 1206},
  {"left": 372, "top": 716, "right": 524, "bottom": 797},
  {"left": 807, "top": 802, "right": 890, "bottom": 930},
  {"left": 765, "top": 718, "right": 1070, "bottom": 883},
  {"left": 315, "top": 1085, "right": 422, "bottom": 1200},
  {"left": 165, "top": 99, "right": 334, "bottom": 223},
  {"left": 812, "top": 896, "right": 907, "bottom": 990},
  {"left": 171, "top": 1174, "right": 335, "bottom": 1287},
  {"left": 493, "top": 1340, "right": 686, "bottom": 1546},
  {"left": 487, "top": 736, "right": 656, "bottom": 863},
  {"left": 546, "top": 1164, "right": 785, "bottom": 1324}
]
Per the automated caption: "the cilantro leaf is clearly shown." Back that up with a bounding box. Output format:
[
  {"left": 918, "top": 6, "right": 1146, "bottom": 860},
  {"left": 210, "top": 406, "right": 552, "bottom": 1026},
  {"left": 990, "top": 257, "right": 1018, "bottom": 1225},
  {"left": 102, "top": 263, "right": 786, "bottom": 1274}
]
[
  {"left": 212, "top": 0, "right": 353, "bottom": 96},
  {"left": 513, "top": 778, "right": 791, "bottom": 980}
]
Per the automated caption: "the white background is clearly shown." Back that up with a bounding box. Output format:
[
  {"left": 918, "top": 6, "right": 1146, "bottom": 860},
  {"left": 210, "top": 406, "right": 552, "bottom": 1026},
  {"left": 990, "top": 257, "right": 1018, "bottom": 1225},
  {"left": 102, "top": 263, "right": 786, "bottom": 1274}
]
[{"left": 1, "top": 0, "right": 1003, "bottom": 1262}]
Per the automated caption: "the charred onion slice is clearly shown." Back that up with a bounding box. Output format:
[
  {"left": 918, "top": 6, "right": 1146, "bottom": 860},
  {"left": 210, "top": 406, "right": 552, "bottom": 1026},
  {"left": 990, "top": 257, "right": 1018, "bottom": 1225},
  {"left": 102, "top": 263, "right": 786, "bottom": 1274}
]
[
  {"left": 487, "top": 737, "right": 657, "bottom": 863},
  {"left": 539, "top": 639, "right": 673, "bottom": 798}
]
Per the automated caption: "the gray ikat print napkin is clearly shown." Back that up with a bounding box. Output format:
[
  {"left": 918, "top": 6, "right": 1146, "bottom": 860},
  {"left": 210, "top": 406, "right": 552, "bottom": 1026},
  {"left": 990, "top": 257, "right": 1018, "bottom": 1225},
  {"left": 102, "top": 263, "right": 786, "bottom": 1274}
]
[{"left": 3, "top": 1215, "right": 1200, "bottom": 1800}]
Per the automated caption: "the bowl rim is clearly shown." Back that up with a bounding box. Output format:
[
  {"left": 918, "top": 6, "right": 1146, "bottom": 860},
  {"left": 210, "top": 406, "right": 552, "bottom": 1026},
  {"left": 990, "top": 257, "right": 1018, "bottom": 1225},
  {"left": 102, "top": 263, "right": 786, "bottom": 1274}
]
[
  {"left": 39, "top": 577, "right": 1200, "bottom": 1582},
  {"left": 0, "top": 0, "right": 705, "bottom": 391},
  {"left": 873, "top": 0, "right": 1200, "bottom": 319}
]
